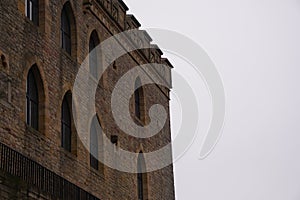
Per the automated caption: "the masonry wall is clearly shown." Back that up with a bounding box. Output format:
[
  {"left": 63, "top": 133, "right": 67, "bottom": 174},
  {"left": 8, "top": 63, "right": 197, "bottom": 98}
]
[{"left": 0, "top": 0, "right": 175, "bottom": 199}]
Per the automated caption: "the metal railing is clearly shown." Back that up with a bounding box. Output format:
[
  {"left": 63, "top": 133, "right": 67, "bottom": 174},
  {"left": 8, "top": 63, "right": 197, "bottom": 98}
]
[{"left": 0, "top": 142, "right": 99, "bottom": 200}]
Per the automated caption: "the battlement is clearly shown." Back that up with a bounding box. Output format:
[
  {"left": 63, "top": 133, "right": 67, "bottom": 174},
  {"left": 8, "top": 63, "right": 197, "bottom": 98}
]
[
  {"left": 84, "top": 0, "right": 170, "bottom": 70},
  {"left": 126, "top": 14, "right": 141, "bottom": 29}
]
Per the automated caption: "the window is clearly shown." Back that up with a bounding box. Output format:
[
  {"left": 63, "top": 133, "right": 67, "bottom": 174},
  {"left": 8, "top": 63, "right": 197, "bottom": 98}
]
[
  {"left": 137, "top": 152, "right": 147, "bottom": 200},
  {"left": 61, "top": 6, "right": 71, "bottom": 54},
  {"left": 60, "top": 2, "right": 76, "bottom": 57},
  {"left": 137, "top": 170, "right": 144, "bottom": 200},
  {"left": 134, "top": 78, "right": 142, "bottom": 119},
  {"left": 25, "top": 65, "right": 46, "bottom": 133},
  {"left": 90, "top": 116, "right": 100, "bottom": 170},
  {"left": 26, "top": 68, "right": 39, "bottom": 130},
  {"left": 89, "top": 31, "right": 100, "bottom": 78},
  {"left": 61, "top": 94, "right": 71, "bottom": 152},
  {"left": 25, "top": 0, "right": 39, "bottom": 25}
]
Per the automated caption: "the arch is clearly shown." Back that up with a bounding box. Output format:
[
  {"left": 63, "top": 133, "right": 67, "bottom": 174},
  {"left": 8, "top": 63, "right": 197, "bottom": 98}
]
[
  {"left": 89, "top": 30, "right": 100, "bottom": 78},
  {"left": 26, "top": 68, "right": 38, "bottom": 130},
  {"left": 61, "top": 1, "right": 76, "bottom": 57},
  {"left": 137, "top": 152, "right": 148, "bottom": 200},
  {"left": 61, "top": 91, "right": 75, "bottom": 153},
  {"left": 89, "top": 30, "right": 100, "bottom": 51},
  {"left": 25, "top": 64, "right": 46, "bottom": 133},
  {"left": 57, "top": 87, "right": 78, "bottom": 155}
]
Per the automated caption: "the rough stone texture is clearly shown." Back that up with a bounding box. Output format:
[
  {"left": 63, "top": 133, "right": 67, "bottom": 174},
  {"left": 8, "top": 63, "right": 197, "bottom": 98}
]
[{"left": 0, "top": 0, "right": 175, "bottom": 199}]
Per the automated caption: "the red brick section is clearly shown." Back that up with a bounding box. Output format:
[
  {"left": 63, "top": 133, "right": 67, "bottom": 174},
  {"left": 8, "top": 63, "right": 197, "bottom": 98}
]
[{"left": 0, "top": 0, "right": 175, "bottom": 199}]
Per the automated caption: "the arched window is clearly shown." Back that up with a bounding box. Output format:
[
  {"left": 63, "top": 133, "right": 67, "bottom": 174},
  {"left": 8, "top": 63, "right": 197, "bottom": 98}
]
[
  {"left": 61, "top": 93, "right": 72, "bottom": 152},
  {"left": 61, "top": 4, "right": 71, "bottom": 54},
  {"left": 134, "top": 78, "right": 143, "bottom": 119},
  {"left": 25, "top": 65, "right": 46, "bottom": 133},
  {"left": 90, "top": 115, "right": 101, "bottom": 170},
  {"left": 26, "top": 68, "right": 39, "bottom": 130},
  {"left": 89, "top": 30, "right": 100, "bottom": 78},
  {"left": 25, "top": 0, "right": 39, "bottom": 25},
  {"left": 137, "top": 152, "right": 148, "bottom": 200}
]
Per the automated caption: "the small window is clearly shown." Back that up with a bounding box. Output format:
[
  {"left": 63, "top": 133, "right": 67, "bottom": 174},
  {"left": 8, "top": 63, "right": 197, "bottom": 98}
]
[
  {"left": 61, "top": 6, "right": 71, "bottom": 54},
  {"left": 137, "top": 171, "right": 143, "bottom": 200},
  {"left": 134, "top": 78, "right": 142, "bottom": 119},
  {"left": 61, "top": 94, "right": 71, "bottom": 152},
  {"left": 25, "top": 0, "right": 39, "bottom": 25},
  {"left": 90, "top": 116, "right": 101, "bottom": 170},
  {"left": 89, "top": 31, "right": 100, "bottom": 78},
  {"left": 137, "top": 152, "right": 148, "bottom": 200},
  {"left": 26, "top": 68, "right": 39, "bottom": 130}
]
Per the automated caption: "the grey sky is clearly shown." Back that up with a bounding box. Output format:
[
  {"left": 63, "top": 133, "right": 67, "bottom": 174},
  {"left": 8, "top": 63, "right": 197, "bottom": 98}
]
[{"left": 123, "top": 0, "right": 300, "bottom": 199}]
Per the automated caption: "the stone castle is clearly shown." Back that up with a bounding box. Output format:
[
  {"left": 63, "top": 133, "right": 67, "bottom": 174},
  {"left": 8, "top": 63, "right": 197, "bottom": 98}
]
[{"left": 0, "top": 0, "right": 175, "bottom": 199}]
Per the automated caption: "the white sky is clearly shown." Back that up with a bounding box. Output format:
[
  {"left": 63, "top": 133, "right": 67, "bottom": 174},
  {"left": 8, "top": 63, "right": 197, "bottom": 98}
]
[{"left": 123, "top": 0, "right": 300, "bottom": 199}]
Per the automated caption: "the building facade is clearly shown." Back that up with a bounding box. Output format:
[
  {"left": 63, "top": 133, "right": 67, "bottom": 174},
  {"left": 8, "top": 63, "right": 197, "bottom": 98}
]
[{"left": 0, "top": 0, "right": 174, "bottom": 199}]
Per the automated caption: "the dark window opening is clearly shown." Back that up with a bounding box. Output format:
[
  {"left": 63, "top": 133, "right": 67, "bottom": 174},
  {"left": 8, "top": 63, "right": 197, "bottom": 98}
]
[
  {"left": 90, "top": 116, "right": 99, "bottom": 170},
  {"left": 25, "top": 0, "right": 39, "bottom": 25},
  {"left": 26, "top": 68, "right": 39, "bottom": 130},
  {"left": 137, "top": 172, "right": 143, "bottom": 200},
  {"left": 61, "top": 6, "right": 71, "bottom": 54},
  {"left": 134, "top": 78, "right": 142, "bottom": 119},
  {"left": 137, "top": 152, "right": 146, "bottom": 200},
  {"left": 61, "top": 95, "right": 71, "bottom": 152},
  {"left": 89, "top": 31, "right": 100, "bottom": 78}
]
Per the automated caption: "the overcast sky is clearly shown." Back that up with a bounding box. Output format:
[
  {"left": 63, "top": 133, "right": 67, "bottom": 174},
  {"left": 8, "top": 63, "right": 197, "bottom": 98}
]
[{"left": 123, "top": 0, "right": 300, "bottom": 199}]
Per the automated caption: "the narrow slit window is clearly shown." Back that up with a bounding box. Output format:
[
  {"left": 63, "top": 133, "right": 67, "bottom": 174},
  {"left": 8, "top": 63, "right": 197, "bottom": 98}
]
[
  {"left": 61, "top": 95, "right": 71, "bottom": 152},
  {"left": 134, "top": 78, "right": 142, "bottom": 119},
  {"left": 90, "top": 116, "right": 100, "bottom": 170}
]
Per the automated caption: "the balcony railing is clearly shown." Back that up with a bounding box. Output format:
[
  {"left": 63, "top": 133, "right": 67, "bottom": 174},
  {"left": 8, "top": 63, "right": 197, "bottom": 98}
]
[{"left": 0, "top": 142, "right": 100, "bottom": 200}]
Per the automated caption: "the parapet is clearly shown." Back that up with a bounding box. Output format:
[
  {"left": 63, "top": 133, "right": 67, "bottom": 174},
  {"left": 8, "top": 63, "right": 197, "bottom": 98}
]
[{"left": 85, "top": 0, "right": 171, "bottom": 67}]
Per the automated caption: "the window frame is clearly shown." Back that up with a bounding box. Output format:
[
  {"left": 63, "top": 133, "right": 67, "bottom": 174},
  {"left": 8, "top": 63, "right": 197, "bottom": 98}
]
[
  {"left": 89, "top": 31, "right": 100, "bottom": 78},
  {"left": 61, "top": 6, "right": 71, "bottom": 54},
  {"left": 25, "top": 0, "right": 39, "bottom": 26},
  {"left": 61, "top": 96, "right": 72, "bottom": 152},
  {"left": 90, "top": 116, "right": 99, "bottom": 170},
  {"left": 134, "top": 78, "right": 142, "bottom": 120},
  {"left": 137, "top": 152, "right": 147, "bottom": 200},
  {"left": 26, "top": 68, "right": 39, "bottom": 130}
]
